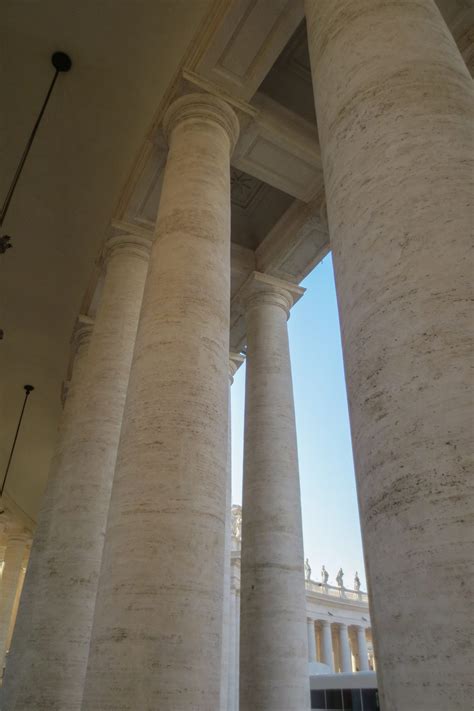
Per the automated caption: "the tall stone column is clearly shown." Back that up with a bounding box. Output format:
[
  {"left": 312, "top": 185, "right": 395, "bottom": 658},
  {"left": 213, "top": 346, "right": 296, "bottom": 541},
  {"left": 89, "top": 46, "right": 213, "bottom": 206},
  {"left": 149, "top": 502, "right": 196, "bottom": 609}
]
[
  {"left": 321, "top": 621, "right": 334, "bottom": 672},
  {"left": 6, "top": 548, "right": 28, "bottom": 654},
  {"left": 338, "top": 624, "right": 352, "bottom": 673},
  {"left": 228, "top": 546, "right": 242, "bottom": 711},
  {"left": 307, "top": 619, "right": 317, "bottom": 663},
  {"left": 306, "top": 1, "right": 474, "bottom": 708},
  {"left": 1, "top": 314, "right": 93, "bottom": 709},
  {"left": 239, "top": 272, "right": 309, "bottom": 711},
  {"left": 3, "top": 232, "right": 150, "bottom": 710},
  {"left": 0, "top": 531, "right": 28, "bottom": 662},
  {"left": 356, "top": 626, "right": 369, "bottom": 672},
  {"left": 221, "top": 354, "right": 244, "bottom": 711},
  {"left": 81, "top": 93, "right": 239, "bottom": 711}
]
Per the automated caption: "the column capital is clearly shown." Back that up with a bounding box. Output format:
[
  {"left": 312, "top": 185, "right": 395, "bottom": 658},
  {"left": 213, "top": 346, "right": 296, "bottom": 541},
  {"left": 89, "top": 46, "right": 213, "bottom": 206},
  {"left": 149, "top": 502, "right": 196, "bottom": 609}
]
[
  {"left": 229, "top": 352, "right": 245, "bottom": 382},
  {"left": 321, "top": 619, "right": 331, "bottom": 628},
  {"left": 238, "top": 272, "right": 305, "bottom": 318},
  {"left": 71, "top": 314, "right": 94, "bottom": 356},
  {"left": 102, "top": 227, "right": 152, "bottom": 266},
  {"left": 163, "top": 93, "right": 240, "bottom": 152},
  {"left": 5, "top": 528, "right": 30, "bottom": 546}
]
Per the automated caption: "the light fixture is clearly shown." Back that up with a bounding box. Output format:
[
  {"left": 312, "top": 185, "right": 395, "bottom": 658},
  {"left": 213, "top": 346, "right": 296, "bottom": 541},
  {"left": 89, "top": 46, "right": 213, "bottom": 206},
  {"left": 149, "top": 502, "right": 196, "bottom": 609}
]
[
  {"left": 0, "top": 51, "right": 72, "bottom": 254},
  {"left": 1, "top": 385, "right": 35, "bottom": 497}
]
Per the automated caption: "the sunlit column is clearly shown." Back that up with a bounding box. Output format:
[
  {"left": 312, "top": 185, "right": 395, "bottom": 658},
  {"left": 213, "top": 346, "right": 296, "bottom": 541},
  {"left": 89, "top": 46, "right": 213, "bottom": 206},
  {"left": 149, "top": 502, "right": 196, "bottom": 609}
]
[
  {"left": 0, "top": 531, "right": 29, "bottom": 662},
  {"left": 338, "top": 624, "right": 352, "bottom": 673},
  {"left": 81, "top": 93, "right": 239, "bottom": 711},
  {"left": 239, "top": 272, "right": 309, "bottom": 710},
  {"left": 307, "top": 619, "right": 317, "bottom": 663},
  {"left": 305, "top": 1, "right": 473, "bottom": 707},
  {"left": 321, "top": 621, "right": 334, "bottom": 672},
  {"left": 3, "top": 229, "right": 150, "bottom": 710},
  {"left": 357, "top": 626, "right": 369, "bottom": 672}
]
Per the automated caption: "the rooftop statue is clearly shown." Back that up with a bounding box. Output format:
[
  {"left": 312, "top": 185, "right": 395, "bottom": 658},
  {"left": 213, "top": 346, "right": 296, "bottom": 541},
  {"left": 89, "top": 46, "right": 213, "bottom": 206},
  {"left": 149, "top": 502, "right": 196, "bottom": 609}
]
[
  {"left": 354, "top": 571, "right": 361, "bottom": 591},
  {"left": 231, "top": 504, "right": 242, "bottom": 540},
  {"left": 321, "top": 565, "right": 329, "bottom": 584},
  {"left": 304, "top": 558, "right": 312, "bottom": 581},
  {"left": 336, "top": 568, "right": 344, "bottom": 588}
]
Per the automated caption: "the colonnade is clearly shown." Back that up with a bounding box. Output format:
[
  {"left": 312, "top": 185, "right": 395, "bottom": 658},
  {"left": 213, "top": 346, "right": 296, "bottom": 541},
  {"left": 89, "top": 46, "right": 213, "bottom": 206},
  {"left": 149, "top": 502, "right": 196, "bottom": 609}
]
[
  {"left": 307, "top": 619, "right": 371, "bottom": 674},
  {"left": 1, "top": 2, "right": 472, "bottom": 710}
]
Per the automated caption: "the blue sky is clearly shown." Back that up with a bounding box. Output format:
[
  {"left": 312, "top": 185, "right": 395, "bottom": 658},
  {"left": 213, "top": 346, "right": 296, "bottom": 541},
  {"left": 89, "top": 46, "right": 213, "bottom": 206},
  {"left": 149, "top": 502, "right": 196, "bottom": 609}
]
[{"left": 231, "top": 254, "right": 367, "bottom": 590}]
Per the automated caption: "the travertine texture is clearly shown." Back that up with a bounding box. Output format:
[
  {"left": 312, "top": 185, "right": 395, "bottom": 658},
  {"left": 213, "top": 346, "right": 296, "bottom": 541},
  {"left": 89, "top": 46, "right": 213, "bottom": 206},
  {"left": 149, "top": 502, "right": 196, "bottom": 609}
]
[
  {"left": 239, "top": 273, "right": 309, "bottom": 711},
  {"left": 228, "top": 556, "right": 241, "bottom": 711},
  {"left": 1, "top": 315, "right": 93, "bottom": 710},
  {"left": 81, "top": 93, "right": 239, "bottom": 711},
  {"left": 305, "top": 1, "right": 474, "bottom": 708},
  {"left": 338, "top": 624, "right": 352, "bottom": 673},
  {"left": 3, "top": 234, "right": 150, "bottom": 710},
  {"left": 320, "top": 621, "right": 334, "bottom": 672},
  {"left": 0, "top": 530, "right": 28, "bottom": 662},
  {"left": 307, "top": 619, "right": 317, "bottom": 663},
  {"left": 357, "top": 626, "right": 369, "bottom": 672}
]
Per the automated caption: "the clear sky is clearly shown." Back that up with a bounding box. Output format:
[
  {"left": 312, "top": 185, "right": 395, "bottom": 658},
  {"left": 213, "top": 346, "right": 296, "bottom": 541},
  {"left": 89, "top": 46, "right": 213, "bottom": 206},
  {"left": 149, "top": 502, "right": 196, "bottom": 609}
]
[{"left": 231, "top": 254, "right": 367, "bottom": 591}]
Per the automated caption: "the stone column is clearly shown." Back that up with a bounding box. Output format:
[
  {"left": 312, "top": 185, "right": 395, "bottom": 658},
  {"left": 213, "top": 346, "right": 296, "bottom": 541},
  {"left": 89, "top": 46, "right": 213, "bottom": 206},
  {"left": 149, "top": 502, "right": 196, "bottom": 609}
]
[
  {"left": 338, "top": 624, "right": 352, "bottom": 673},
  {"left": 321, "top": 621, "right": 334, "bottom": 672},
  {"left": 221, "top": 354, "right": 244, "bottom": 711},
  {"left": 239, "top": 272, "right": 309, "bottom": 711},
  {"left": 228, "top": 563, "right": 239, "bottom": 711},
  {"left": 307, "top": 619, "right": 317, "bottom": 663},
  {"left": 81, "top": 93, "right": 239, "bottom": 711},
  {"left": 3, "top": 232, "right": 150, "bottom": 710},
  {"left": 1, "top": 315, "right": 92, "bottom": 708},
  {"left": 0, "top": 531, "right": 28, "bottom": 662},
  {"left": 356, "top": 626, "right": 369, "bottom": 672},
  {"left": 305, "top": 1, "right": 473, "bottom": 708}
]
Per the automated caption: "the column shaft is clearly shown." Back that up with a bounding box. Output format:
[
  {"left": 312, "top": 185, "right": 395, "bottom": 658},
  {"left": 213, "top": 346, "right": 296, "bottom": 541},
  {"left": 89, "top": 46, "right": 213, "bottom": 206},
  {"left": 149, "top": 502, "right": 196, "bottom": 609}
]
[
  {"left": 307, "top": 619, "right": 317, "bottom": 663},
  {"left": 357, "top": 626, "right": 369, "bottom": 672},
  {"left": 3, "top": 233, "right": 150, "bottom": 710},
  {"left": 321, "top": 621, "right": 334, "bottom": 672},
  {"left": 239, "top": 273, "right": 309, "bottom": 711},
  {"left": 306, "top": 1, "right": 474, "bottom": 708},
  {"left": 228, "top": 579, "right": 238, "bottom": 711},
  {"left": 81, "top": 94, "right": 239, "bottom": 711},
  {"left": 0, "top": 533, "right": 28, "bottom": 662},
  {"left": 338, "top": 624, "right": 352, "bottom": 673}
]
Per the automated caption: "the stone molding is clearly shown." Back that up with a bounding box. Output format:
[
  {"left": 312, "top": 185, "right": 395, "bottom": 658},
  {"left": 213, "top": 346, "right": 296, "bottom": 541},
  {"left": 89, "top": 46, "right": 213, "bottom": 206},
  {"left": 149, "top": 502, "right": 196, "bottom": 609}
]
[
  {"left": 238, "top": 271, "right": 305, "bottom": 318},
  {"left": 102, "top": 232, "right": 152, "bottom": 266},
  {"left": 162, "top": 92, "right": 240, "bottom": 152},
  {"left": 71, "top": 314, "right": 94, "bottom": 356}
]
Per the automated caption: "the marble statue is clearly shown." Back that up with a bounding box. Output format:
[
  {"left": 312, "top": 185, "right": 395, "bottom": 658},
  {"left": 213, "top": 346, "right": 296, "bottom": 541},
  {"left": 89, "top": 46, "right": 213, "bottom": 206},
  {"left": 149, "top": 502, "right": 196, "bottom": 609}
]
[
  {"left": 336, "top": 568, "right": 344, "bottom": 588},
  {"left": 231, "top": 504, "right": 242, "bottom": 540},
  {"left": 304, "top": 558, "right": 311, "bottom": 581},
  {"left": 321, "top": 565, "right": 329, "bottom": 584},
  {"left": 354, "top": 572, "right": 361, "bottom": 591}
]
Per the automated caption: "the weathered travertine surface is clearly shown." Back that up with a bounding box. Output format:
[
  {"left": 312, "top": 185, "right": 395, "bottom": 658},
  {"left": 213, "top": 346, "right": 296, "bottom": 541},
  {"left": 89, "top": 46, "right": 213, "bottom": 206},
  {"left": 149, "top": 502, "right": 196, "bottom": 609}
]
[
  {"left": 338, "top": 624, "right": 352, "bottom": 673},
  {"left": 320, "top": 621, "right": 334, "bottom": 672},
  {"left": 3, "top": 234, "right": 150, "bottom": 710},
  {"left": 1, "top": 315, "right": 93, "bottom": 710},
  {"left": 307, "top": 619, "right": 317, "bottom": 663},
  {"left": 81, "top": 93, "right": 239, "bottom": 711},
  {"left": 305, "top": 1, "right": 474, "bottom": 708},
  {"left": 239, "top": 272, "right": 309, "bottom": 711},
  {"left": 0, "top": 530, "right": 28, "bottom": 662},
  {"left": 357, "top": 626, "right": 369, "bottom": 672}
]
